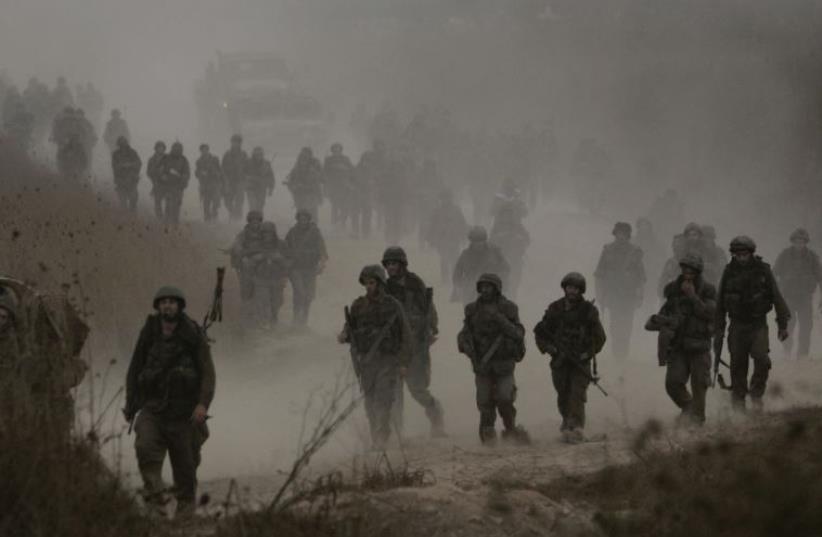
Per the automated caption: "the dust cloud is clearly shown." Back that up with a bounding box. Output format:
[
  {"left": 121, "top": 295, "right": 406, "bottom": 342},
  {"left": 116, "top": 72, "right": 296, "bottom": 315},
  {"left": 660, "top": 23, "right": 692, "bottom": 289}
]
[{"left": 3, "top": 1, "right": 822, "bottom": 485}]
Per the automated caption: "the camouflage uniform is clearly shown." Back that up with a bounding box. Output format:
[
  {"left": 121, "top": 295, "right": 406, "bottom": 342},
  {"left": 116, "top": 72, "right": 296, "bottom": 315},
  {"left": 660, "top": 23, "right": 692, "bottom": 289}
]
[
  {"left": 252, "top": 222, "right": 290, "bottom": 327},
  {"left": 125, "top": 288, "right": 216, "bottom": 514},
  {"left": 286, "top": 148, "right": 324, "bottom": 222},
  {"left": 147, "top": 142, "right": 167, "bottom": 219},
  {"left": 324, "top": 144, "right": 356, "bottom": 228},
  {"left": 245, "top": 149, "right": 275, "bottom": 214},
  {"left": 457, "top": 274, "right": 526, "bottom": 443},
  {"left": 230, "top": 212, "right": 266, "bottom": 306},
  {"left": 382, "top": 248, "right": 445, "bottom": 437},
  {"left": 284, "top": 211, "right": 327, "bottom": 326},
  {"left": 353, "top": 144, "right": 387, "bottom": 239},
  {"left": 111, "top": 138, "right": 142, "bottom": 212},
  {"left": 773, "top": 228, "right": 822, "bottom": 358},
  {"left": 222, "top": 139, "right": 249, "bottom": 221},
  {"left": 452, "top": 227, "right": 510, "bottom": 305},
  {"left": 342, "top": 266, "right": 412, "bottom": 448},
  {"left": 534, "top": 273, "right": 606, "bottom": 436},
  {"left": 57, "top": 135, "right": 88, "bottom": 180},
  {"left": 656, "top": 256, "right": 716, "bottom": 423},
  {"left": 423, "top": 189, "right": 468, "bottom": 283},
  {"left": 715, "top": 237, "right": 790, "bottom": 409},
  {"left": 594, "top": 222, "right": 645, "bottom": 360},
  {"left": 195, "top": 147, "right": 223, "bottom": 222},
  {"left": 157, "top": 144, "right": 190, "bottom": 224}
]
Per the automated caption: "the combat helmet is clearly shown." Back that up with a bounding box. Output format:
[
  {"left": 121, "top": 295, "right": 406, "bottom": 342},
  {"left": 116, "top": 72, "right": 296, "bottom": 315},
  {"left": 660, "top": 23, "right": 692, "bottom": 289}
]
[
  {"left": 153, "top": 286, "right": 187, "bottom": 310},
  {"left": 154, "top": 140, "right": 166, "bottom": 151},
  {"left": 381, "top": 246, "right": 408, "bottom": 267},
  {"left": 330, "top": 142, "right": 343, "bottom": 154},
  {"left": 476, "top": 273, "right": 502, "bottom": 293},
  {"left": 296, "top": 208, "right": 312, "bottom": 221},
  {"left": 170, "top": 141, "right": 183, "bottom": 154},
  {"left": 683, "top": 222, "right": 703, "bottom": 238},
  {"left": 679, "top": 253, "right": 704, "bottom": 274},
  {"left": 612, "top": 222, "right": 632, "bottom": 237},
  {"left": 790, "top": 228, "right": 810, "bottom": 243},
  {"left": 468, "top": 226, "right": 488, "bottom": 243},
  {"left": 560, "top": 272, "right": 587, "bottom": 294},
  {"left": 246, "top": 210, "right": 263, "bottom": 223},
  {"left": 230, "top": 133, "right": 243, "bottom": 144},
  {"left": 359, "top": 264, "right": 387, "bottom": 286},
  {"left": 729, "top": 235, "right": 756, "bottom": 254}
]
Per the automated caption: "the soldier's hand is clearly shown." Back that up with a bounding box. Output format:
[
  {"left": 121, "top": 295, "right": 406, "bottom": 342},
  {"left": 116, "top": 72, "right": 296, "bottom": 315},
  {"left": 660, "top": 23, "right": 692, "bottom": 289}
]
[
  {"left": 681, "top": 280, "right": 696, "bottom": 297},
  {"left": 778, "top": 328, "right": 789, "bottom": 342},
  {"left": 191, "top": 404, "right": 208, "bottom": 425},
  {"left": 337, "top": 331, "right": 347, "bottom": 344}
]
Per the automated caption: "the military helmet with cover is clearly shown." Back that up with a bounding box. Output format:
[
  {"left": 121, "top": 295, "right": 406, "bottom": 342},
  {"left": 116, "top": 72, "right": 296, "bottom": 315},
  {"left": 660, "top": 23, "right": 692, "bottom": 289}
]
[
  {"left": 381, "top": 246, "right": 408, "bottom": 267},
  {"left": 683, "top": 222, "right": 703, "bottom": 238},
  {"left": 330, "top": 142, "right": 343, "bottom": 154},
  {"left": 790, "top": 228, "right": 810, "bottom": 243},
  {"left": 359, "top": 264, "right": 387, "bottom": 286},
  {"left": 679, "top": 253, "right": 704, "bottom": 274},
  {"left": 246, "top": 210, "right": 263, "bottom": 223},
  {"left": 230, "top": 133, "right": 243, "bottom": 143},
  {"left": 153, "top": 286, "right": 186, "bottom": 310},
  {"left": 612, "top": 221, "right": 632, "bottom": 237},
  {"left": 468, "top": 225, "right": 488, "bottom": 243},
  {"left": 729, "top": 235, "right": 756, "bottom": 253},
  {"left": 476, "top": 273, "right": 502, "bottom": 293},
  {"left": 560, "top": 272, "right": 587, "bottom": 294}
]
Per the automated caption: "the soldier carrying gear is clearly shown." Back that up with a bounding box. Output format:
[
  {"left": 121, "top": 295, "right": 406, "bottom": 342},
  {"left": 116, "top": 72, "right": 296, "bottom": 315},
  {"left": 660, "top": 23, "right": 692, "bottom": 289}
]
[
  {"left": 252, "top": 222, "right": 290, "bottom": 328},
  {"left": 382, "top": 246, "right": 446, "bottom": 438},
  {"left": 339, "top": 265, "right": 413, "bottom": 450},
  {"left": 324, "top": 142, "right": 356, "bottom": 230},
  {"left": 125, "top": 286, "right": 216, "bottom": 517},
  {"left": 452, "top": 226, "right": 510, "bottom": 306},
  {"left": 648, "top": 254, "right": 716, "bottom": 425},
  {"left": 195, "top": 143, "right": 224, "bottom": 222},
  {"left": 229, "top": 211, "right": 266, "bottom": 311},
  {"left": 222, "top": 134, "right": 249, "bottom": 221},
  {"left": 715, "top": 235, "right": 790, "bottom": 412},
  {"left": 457, "top": 273, "right": 529, "bottom": 445},
  {"left": 245, "top": 146, "right": 275, "bottom": 214},
  {"left": 594, "top": 221, "right": 645, "bottom": 361},
  {"left": 156, "top": 142, "right": 190, "bottom": 225},
  {"left": 534, "top": 272, "right": 606, "bottom": 443},
  {"left": 286, "top": 147, "right": 324, "bottom": 222},
  {"left": 111, "top": 136, "right": 142, "bottom": 212},
  {"left": 147, "top": 141, "right": 167, "bottom": 219},
  {"left": 773, "top": 228, "right": 822, "bottom": 359},
  {"left": 284, "top": 209, "right": 328, "bottom": 327},
  {"left": 103, "top": 108, "right": 131, "bottom": 153}
]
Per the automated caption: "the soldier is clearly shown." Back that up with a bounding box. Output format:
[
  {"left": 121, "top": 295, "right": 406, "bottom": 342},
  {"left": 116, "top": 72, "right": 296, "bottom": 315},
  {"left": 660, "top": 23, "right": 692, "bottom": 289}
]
[
  {"left": 715, "top": 236, "right": 790, "bottom": 411},
  {"left": 680, "top": 223, "right": 721, "bottom": 286},
  {"left": 490, "top": 203, "right": 530, "bottom": 300},
  {"left": 284, "top": 210, "right": 327, "bottom": 326},
  {"left": 195, "top": 144, "right": 224, "bottom": 222},
  {"left": 773, "top": 228, "right": 822, "bottom": 359},
  {"left": 594, "top": 222, "right": 646, "bottom": 361},
  {"left": 75, "top": 108, "right": 97, "bottom": 164},
  {"left": 457, "top": 273, "right": 528, "bottom": 445},
  {"left": 103, "top": 109, "right": 131, "bottom": 153},
  {"left": 382, "top": 247, "right": 446, "bottom": 437},
  {"left": 245, "top": 146, "right": 275, "bottom": 214},
  {"left": 353, "top": 141, "right": 388, "bottom": 238},
  {"left": 324, "top": 143, "right": 356, "bottom": 228},
  {"left": 338, "top": 265, "right": 412, "bottom": 449},
  {"left": 285, "top": 147, "right": 324, "bottom": 222},
  {"left": 147, "top": 141, "right": 167, "bottom": 219},
  {"left": 124, "top": 287, "right": 215, "bottom": 517},
  {"left": 222, "top": 134, "right": 249, "bottom": 221},
  {"left": 651, "top": 254, "right": 716, "bottom": 425},
  {"left": 111, "top": 136, "right": 142, "bottom": 212},
  {"left": 230, "top": 210, "right": 266, "bottom": 309},
  {"left": 534, "top": 272, "right": 606, "bottom": 442},
  {"left": 253, "top": 222, "right": 290, "bottom": 329},
  {"left": 3, "top": 99, "right": 34, "bottom": 153},
  {"left": 51, "top": 76, "right": 74, "bottom": 110},
  {"left": 452, "top": 226, "right": 510, "bottom": 305},
  {"left": 157, "top": 142, "right": 190, "bottom": 225},
  {"left": 423, "top": 188, "right": 468, "bottom": 284},
  {"left": 57, "top": 133, "right": 88, "bottom": 181}
]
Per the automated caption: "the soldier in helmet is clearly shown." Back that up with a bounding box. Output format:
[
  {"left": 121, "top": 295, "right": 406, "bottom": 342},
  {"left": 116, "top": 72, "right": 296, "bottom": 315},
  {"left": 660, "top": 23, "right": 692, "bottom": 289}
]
[
  {"left": 354, "top": 140, "right": 388, "bottom": 238},
  {"left": 253, "top": 222, "right": 290, "bottom": 328},
  {"left": 195, "top": 144, "right": 224, "bottom": 222},
  {"left": 157, "top": 142, "right": 190, "bottom": 225},
  {"left": 103, "top": 108, "right": 131, "bottom": 153},
  {"left": 715, "top": 236, "right": 790, "bottom": 412},
  {"left": 324, "top": 142, "right": 356, "bottom": 229},
  {"left": 111, "top": 136, "right": 142, "bottom": 212},
  {"left": 286, "top": 147, "right": 324, "bottom": 222},
  {"left": 457, "top": 273, "right": 529, "bottom": 445},
  {"left": 284, "top": 210, "right": 327, "bottom": 326},
  {"left": 534, "top": 272, "right": 606, "bottom": 443},
  {"left": 382, "top": 247, "right": 446, "bottom": 437},
  {"left": 452, "top": 226, "right": 510, "bottom": 305},
  {"left": 245, "top": 146, "right": 275, "bottom": 214},
  {"left": 57, "top": 133, "right": 88, "bottom": 181},
  {"left": 423, "top": 188, "right": 468, "bottom": 284},
  {"left": 230, "top": 210, "right": 266, "bottom": 313},
  {"left": 147, "top": 141, "right": 167, "bottom": 219},
  {"left": 773, "top": 228, "right": 822, "bottom": 359},
  {"left": 338, "top": 265, "right": 412, "bottom": 449},
  {"left": 651, "top": 254, "right": 716, "bottom": 425},
  {"left": 594, "top": 222, "right": 646, "bottom": 361},
  {"left": 124, "top": 287, "right": 215, "bottom": 517},
  {"left": 222, "top": 134, "right": 249, "bottom": 221}
]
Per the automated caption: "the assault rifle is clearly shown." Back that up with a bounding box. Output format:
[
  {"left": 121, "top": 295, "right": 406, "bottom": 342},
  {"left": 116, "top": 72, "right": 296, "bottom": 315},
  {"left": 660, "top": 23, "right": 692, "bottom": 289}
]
[
  {"left": 203, "top": 267, "right": 226, "bottom": 337},
  {"left": 712, "top": 334, "right": 732, "bottom": 390},
  {"left": 344, "top": 307, "right": 399, "bottom": 391},
  {"left": 553, "top": 341, "right": 609, "bottom": 397}
]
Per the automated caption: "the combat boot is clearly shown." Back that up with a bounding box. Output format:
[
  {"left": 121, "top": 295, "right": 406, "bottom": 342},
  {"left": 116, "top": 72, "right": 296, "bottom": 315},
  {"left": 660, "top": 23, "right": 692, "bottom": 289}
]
[
  {"left": 562, "top": 428, "right": 586, "bottom": 444},
  {"left": 502, "top": 425, "right": 532, "bottom": 446},
  {"left": 479, "top": 426, "right": 497, "bottom": 446}
]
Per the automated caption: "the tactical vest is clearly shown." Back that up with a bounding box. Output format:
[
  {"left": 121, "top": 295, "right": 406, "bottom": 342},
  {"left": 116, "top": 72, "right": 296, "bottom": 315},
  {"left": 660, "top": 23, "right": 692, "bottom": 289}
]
[
  {"left": 554, "top": 300, "right": 598, "bottom": 355},
  {"left": 720, "top": 259, "right": 774, "bottom": 322},
  {"left": 386, "top": 274, "right": 429, "bottom": 337},
  {"left": 350, "top": 296, "right": 402, "bottom": 356}
]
